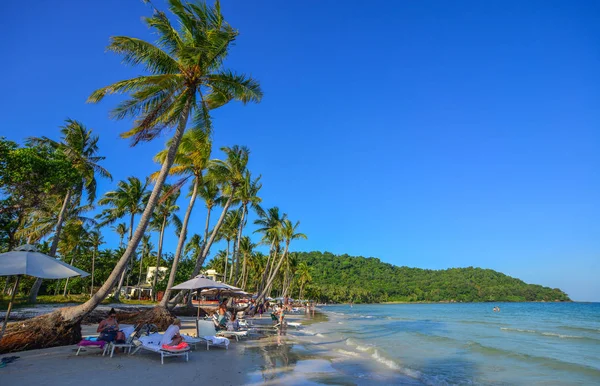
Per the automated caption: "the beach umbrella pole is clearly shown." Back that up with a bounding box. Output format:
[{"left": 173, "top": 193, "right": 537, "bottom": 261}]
[
  {"left": 196, "top": 289, "right": 200, "bottom": 319},
  {"left": 0, "top": 275, "right": 21, "bottom": 341}
]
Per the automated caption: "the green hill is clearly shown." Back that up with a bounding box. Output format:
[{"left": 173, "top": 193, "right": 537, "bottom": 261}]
[{"left": 294, "top": 251, "right": 571, "bottom": 303}]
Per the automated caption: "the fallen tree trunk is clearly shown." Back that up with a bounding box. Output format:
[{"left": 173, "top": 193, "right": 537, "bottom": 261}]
[{"left": 0, "top": 311, "right": 81, "bottom": 354}]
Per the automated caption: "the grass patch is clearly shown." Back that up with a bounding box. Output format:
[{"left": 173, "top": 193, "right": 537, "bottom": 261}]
[{"left": 0, "top": 294, "right": 158, "bottom": 309}]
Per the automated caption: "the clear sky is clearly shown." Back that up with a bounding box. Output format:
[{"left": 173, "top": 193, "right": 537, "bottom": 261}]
[{"left": 1, "top": 1, "right": 598, "bottom": 301}]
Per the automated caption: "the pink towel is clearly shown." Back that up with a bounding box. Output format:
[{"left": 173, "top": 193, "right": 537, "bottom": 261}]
[{"left": 77, "top": 340, "right": 106, "bottom": 348}]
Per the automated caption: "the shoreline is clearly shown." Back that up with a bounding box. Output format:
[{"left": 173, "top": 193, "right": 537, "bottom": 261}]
[{"left": 0, "top": 309, "right": 344, "bottom": 386}]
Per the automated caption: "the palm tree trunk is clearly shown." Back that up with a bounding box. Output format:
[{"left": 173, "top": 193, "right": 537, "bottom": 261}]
[
  {"left": 90, "top": 247, "right": 96, "bottom": 297},
  {"left": 160, "top": 177, "right": 198, "bottom": 307},
  {"left": 224, "top": 240, "right": 230, "bottom": 283},
  {"left": 233, "top": 204, "right": 246, "bottom": 285},
  {"left": 256, "top": 240, "right": 275, "bottom": 296},
  {"left": 152, "top": 216, "right": 167, "bottom": 301},
  {"left": 63, "top": 255, "right": 76, "bottom": 297},
  {"left": 188, "top": 193, "right": 234, "bottom": 279},
  {"left": 257, "top": 241, "right": 290, "bottom": 305},
  {"left": 114, "top": 214, "right": 135, "bottom": 301},
  {"left": 58, "top": 97, "right": 192, "bottom": 322},
  {"left": 29, "top": 189, "right": 71, "bottom": 303}
]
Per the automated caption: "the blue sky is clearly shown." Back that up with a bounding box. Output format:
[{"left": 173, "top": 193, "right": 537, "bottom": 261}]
[{"left": 1, "top": 1, "right": 598, "bottom": 301}]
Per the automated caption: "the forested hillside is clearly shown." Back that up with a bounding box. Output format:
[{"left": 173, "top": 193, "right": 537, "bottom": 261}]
[{"left": 294, "top": 251, "right": 571, "bottom": 303}]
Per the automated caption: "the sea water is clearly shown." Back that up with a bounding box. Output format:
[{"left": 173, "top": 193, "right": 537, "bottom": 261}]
[{"left": 297, "top": 303, "right": 600, "bottom": 385}]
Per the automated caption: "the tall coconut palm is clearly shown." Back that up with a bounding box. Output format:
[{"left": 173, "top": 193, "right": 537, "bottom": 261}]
[
  {"left": 87, "top": 230, "right": 104, "bottom": 297},
  {"left": 254, "top": 207, "right": 287, "bottom": 295},
  {"left": 150, "top": 185, "right": 181, "bottom": 300},
  {"left": 27, "top": 120, "right": 111, "bottom": 303},
  {"left": 58, "top": 221, "right": 91, "bottom": 297},
  {"left": 216, "top": 209, "right": 241, "bottom": 283},
  {"left": 232, "top": 171, "right": 262, "bottom": 285},
  {"left": 295, "top": 262, "right": 311, "bottom": 300},
  {"left": 256, "top": 219, "right": 306, "bottom": 305},
  {"left": 238, "top": 236, "right": 256, "bottom": 289},
  {"left": 187, "top": 146, "right": 250, "bottom": 281},
  {"left": 156, "top": 128, "right": 211, "bottom": 307},
  {"left": 50, "top": 0, "right": 261, "bottom": 325},
  {"left": 113, "top": 223, "right": 128, "bottom": 248},
  {"left": 137, "top": 234, "right": 153, "bottom": 286},
  {"left": 97, "top": 176, "right": 149, "bottom": 300}
]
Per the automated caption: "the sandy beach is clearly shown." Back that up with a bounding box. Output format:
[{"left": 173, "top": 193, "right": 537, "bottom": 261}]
[{"left": 0, "top": 309, "right": 420, "bottom": 385}]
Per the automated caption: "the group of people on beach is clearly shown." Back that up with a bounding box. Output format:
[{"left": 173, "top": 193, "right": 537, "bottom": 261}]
[{"left": 97, "top": 308, "right": 186, "bottom": 349}]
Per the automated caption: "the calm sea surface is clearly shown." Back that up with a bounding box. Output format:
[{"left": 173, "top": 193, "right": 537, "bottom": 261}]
[{"left": 306, "top": 303, "right": 600, "bottom": 385}]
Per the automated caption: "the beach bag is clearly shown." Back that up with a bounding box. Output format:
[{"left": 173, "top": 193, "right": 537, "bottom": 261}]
[{"left": 99, "top": 329, "right": 118, "bottom": 342}]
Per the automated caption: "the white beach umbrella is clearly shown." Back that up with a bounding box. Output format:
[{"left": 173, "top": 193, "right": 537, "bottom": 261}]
[
  {"left": 0, "top": 244, "right": 90, "bottom": 341},
  {"left": 170, "top": 275, "right": 229, "bottom": 290}
]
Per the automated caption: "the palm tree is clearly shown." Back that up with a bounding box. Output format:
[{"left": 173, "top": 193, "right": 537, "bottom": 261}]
[
  {"left": 53, "top": 0, "right": 260, "bottom": 323},
  {"left": 113, "top": 223, "right": 128, "bottom": 248},
  {"left": 281, "top": 253, "right": 298, "bottom": 299},
  {"left": 150, "top": 185, "right": 180, "bottom": 300},
  {"left": 185, "top": 146, "right": 249, "bottom": 286},
  {"left": 97, "top": 176, "right": 149, "bottom": 300},
  {"left": 156, "top": 128, "right": 211, "bottom": 307},
  {"left": 232, "top": 171, "right": 262, "bottom": 285},
  {"left": 58, "top": 221, "right": 90, "bottom": 297},
  {"left": 136, "top": 233, "right": 154, "bottom": 299},
  {"left": 295, "top": 262, "right": 311, "bottom": 300},
  {"left": 217, "top": 209, "right": 241, "bottom": 283},
  {"left": 27, "top": 120, "right": 111, "bottom": 303},
  {"left": 184, "top": 234, "right": 202, "bottom": 261},
  {"left": 256, "top": 218, "right": 307, "bottom": 305},
  {"left": 87, "top": 230, "right": 104, "bottom": 297},
  {"left": 254, "top": 207, "right": 287, "bottom": 295},
  {"left": 238, "top": 236, "right": 256, "bottom": 289}
]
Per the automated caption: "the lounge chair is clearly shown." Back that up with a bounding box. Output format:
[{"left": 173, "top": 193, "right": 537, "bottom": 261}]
[
  {"left": 130, "top": 333, "right": 190, "bottom": 364},
  {"left": 104, "top": 326, "right": 138, "bottom": 358},
  {"left": 195, "top": 320, "right": 230, "bottom": 350},
  {"left": 75, "top": 338, "right": 107, "bottom": 356}
]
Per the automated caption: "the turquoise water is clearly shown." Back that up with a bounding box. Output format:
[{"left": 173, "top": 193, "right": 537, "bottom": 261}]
[{"left": 310, "top": 303, "right": 600, "bottom": 385}]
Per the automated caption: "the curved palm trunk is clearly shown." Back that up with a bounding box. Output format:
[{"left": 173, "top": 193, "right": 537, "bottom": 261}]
[
  {"left": 189, "top": 193, "right": 234, "bottom": 278},
  {"left": 58, "top": 98, "right": 192, "bottom": 322},
  {"left": 233, "top": 204, "right": 246, "bottom": 285},
  {"left": 29, "top": 189, "right": 71, "bottom": 303},
  {"left": 256, "top": 241, "right": 290, "bottom": 305},
  {"left": 160, "top": 177, "right": 198, "bottom": 307},
  {"left": 152, "top": 216, "right": 167, "bottom": 301},
  {"left": 114, "top": 214, "right": 135, "bottom": 301}
]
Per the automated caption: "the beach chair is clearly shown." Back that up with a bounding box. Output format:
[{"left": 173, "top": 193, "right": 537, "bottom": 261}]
[
  {"left": 217, "top": 329, "right": 248, "bottom": 341},
  {"left": 104, "top": 326, "right": 137, "bottom": 358},
  {"left": 75, "top": 338, "right": 107, "bottom": 356},
  {"left": 130, "top": 333, "right": 190, "bottom": 364},
  {"left": 195, "top": 319, "right": 230, "bottom": 350}
]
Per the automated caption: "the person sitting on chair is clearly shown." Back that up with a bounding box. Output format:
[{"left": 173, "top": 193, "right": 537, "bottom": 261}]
[
  {"left": 161, "top": 318, "right": 184, "bottom": 347},
  {"left": 97, "top": 308, "right": 125, "bottom": 343},
  {"left": 213, "top": 309, "right": 228, "bottom": 331}
]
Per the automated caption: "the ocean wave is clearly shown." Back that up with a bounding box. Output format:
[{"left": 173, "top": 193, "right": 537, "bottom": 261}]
[
  {"left": 501, "top": 327, "right": 600, "bottom": 342},
  {"left": 559, "top": 325, "right": 600, "bottom": 334},
  {"left": 334, "top": 349, "right": 361, "bottom": 357},
  {"left": 465, "top": 342, "right": 600, "bottom": 376}
]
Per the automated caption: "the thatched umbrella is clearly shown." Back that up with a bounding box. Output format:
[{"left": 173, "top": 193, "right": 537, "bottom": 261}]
[{"left": 0, "top": 245, "right": 89, "bottom": 341}]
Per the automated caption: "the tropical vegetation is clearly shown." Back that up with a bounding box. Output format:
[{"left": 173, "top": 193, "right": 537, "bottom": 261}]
[{"left": 294, "top": 252, "right": 571, "bottom": 303}]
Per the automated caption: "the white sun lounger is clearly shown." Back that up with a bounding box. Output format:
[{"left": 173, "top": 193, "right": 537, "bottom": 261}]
[
  {"left": 130, "top": 334, "right": 190, "bottom": 364},
  {"left": 217, "top": 329, "right": 248, "bottom": 341},
  {"left": 195, "top": 320, "right": 230, "bottom": 350}
]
